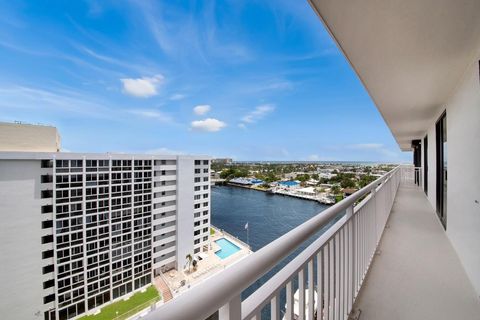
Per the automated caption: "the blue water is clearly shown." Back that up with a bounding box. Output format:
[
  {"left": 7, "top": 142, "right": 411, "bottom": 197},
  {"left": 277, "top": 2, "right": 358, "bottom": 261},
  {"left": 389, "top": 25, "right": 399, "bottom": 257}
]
[
  {"left": 212, "top": 186, "right": 340, "bottom": 319},
  {"left": 279, "top": 180, "right": 299, "bottom": 187},
  {"left": 215, "top": 238, "right": 241, "bottom": 259}
]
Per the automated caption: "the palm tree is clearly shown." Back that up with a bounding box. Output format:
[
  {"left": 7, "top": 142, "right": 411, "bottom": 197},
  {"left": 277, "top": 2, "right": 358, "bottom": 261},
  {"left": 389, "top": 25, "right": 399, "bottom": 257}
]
[{"left": 186, "top": 254, "right": 193, "bottom": 272}]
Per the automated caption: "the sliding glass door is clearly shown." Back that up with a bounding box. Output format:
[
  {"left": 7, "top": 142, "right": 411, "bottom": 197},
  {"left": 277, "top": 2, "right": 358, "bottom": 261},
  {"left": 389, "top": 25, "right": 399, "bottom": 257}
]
[
  {"left": 436, "top": 112, "right": 447, "bottom": 229},
  {"left": 424, "top": 135, "right": 428, "bottom": 194}
]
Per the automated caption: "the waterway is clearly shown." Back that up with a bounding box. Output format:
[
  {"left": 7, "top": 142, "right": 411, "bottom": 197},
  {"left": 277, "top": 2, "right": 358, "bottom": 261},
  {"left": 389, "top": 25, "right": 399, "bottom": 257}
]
[{"left": 211, "top": 185, "right": 338, "bottom": 318}]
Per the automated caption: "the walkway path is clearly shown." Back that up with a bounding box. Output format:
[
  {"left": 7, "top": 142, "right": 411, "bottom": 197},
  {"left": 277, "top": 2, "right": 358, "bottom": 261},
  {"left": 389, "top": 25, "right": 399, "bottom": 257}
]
[
  {"left": 154, "top": 276, "right": 173, "bottom": 303},
  {"left": 353, "top": 185, "right": 480, "bottom": 319}
]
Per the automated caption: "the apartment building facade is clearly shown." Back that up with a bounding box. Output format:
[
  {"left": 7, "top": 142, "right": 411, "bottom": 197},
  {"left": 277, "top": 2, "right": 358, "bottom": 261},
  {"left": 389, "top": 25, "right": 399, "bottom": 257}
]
[{"left": 0, "top": 152, "right": 211, "bottom": 320}]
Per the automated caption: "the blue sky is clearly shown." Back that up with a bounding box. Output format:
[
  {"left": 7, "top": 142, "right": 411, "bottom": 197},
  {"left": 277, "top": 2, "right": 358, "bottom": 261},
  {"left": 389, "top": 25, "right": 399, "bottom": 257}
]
[{"left": 0, "top": 0, "right": 411, "bottom": 162}]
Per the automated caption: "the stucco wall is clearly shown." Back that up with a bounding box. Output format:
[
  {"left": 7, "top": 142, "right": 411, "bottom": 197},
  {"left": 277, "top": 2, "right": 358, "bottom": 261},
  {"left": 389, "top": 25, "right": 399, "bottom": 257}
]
[
  {"left": 0, "top": 122, "right": 60, "bottom": 152},
  {"left": 175, "top": 157, "right": 194, "bottom": 270},
  {"left": 444, "top": 58, "right": 480, "bottom": 296},
  {"left": 422, "top": 57, "right": 480, "bottom": 296},
  {"left": 0, "top": 160, "right": 48, "bottom": 319}
]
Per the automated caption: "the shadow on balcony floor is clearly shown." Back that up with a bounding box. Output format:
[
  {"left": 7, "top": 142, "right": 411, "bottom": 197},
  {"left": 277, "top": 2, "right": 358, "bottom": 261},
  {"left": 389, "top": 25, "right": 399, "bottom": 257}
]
[{"left": 353, "top": 185, "right": 480, "bottom": 320}]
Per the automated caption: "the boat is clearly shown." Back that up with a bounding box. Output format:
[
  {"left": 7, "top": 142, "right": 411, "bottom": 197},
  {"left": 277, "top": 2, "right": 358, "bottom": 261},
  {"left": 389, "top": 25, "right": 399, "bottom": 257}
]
[
  {"left": 266, "top": 188, "right": 276, "bottom": 195},
  {"left": 282, "top": 288, "right": 318, "bottom": 320}
]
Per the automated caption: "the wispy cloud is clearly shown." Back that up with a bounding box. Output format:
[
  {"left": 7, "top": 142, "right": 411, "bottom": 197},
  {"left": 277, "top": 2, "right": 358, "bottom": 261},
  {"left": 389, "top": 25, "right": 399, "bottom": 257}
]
[
  {"left": 193, "top": 104, "right": 211, "bottom": 115},
  {"left": 240, "top": 104, "right": 275, "bottom": 125},
  {"left": 120, "top": 75, "right": 164, "bottom": 98},
  {"left": 129, "top": 0, "right": 253, "bottom": 63},
  {"left": 0, "top": 85, "right": 112, "bottom": 118},
  {"left": 191, "top": 118, "right": 226, "bottom": 132},
  {"left": 127, "top": 109, "right": 172, "bottom": 123},
  {"left": 170, "top": 93, "right": 186, "bottom": 101}
]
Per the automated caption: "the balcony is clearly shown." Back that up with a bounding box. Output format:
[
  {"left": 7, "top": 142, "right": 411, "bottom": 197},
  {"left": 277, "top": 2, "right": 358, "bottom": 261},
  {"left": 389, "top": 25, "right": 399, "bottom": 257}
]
[{"left": 145, "top": 166, "right": 480, "bottom": 320}]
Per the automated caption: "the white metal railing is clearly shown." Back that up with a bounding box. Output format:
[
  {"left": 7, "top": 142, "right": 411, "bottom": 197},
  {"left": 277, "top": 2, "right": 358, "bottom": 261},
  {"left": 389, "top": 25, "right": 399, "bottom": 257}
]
[
  {"left": 145, "top": 165, "right": 412, "bottom": 320},
  {"left": 401, "top": 166, "right": 423, "bottom": 188}
]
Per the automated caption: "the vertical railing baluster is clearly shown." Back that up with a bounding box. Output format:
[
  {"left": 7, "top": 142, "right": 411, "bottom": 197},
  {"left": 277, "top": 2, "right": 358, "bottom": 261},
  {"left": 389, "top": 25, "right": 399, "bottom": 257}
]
[
  {"left": 317, "top": 249, "right": 323, "bottom": 320},
  {"left": 299, "top": 268, "right": 306, "bottom": 320},
  {"left": 335, "top": 233, "right": 340, "bottom": 320},
  {"left": 271, "top": 292, "right": 280, "bottom": 320},
  {"left": 347, "top": 206, "right": 354, "bottom": 311},
  {"left": 286, "top": 281, "right": 294, "bottom": 320},
  {"left": 325, "top": 245, "right": 330, "bottom": 320},
  {"left": 219, "top": 295, "right": 241, "bottom": 320},
  {"left": 330, "top": 239, "right": 335, "bottom": 320},
  {"left": 308, "top": 259, "right": 315, "bottom": 320},
  {"left": 339, "top": 228, "right": 344, "bottom": 320}
]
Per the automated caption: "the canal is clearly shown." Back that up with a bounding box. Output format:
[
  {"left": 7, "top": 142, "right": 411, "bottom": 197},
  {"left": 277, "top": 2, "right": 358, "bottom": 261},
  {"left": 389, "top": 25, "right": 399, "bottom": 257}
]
[{"left": 211, "top": 185, "right": 337, "bottom": 318}]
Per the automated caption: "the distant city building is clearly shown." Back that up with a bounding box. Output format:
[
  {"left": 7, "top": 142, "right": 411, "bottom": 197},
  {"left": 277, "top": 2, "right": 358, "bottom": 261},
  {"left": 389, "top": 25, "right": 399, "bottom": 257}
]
[
  {"left": 0, "top": 128, "right": 211, "bottom": 320},
  {"left": 0, "top": 121, "right": 61, "bottom": 152},
  {"left": 212, "top": 158, "right": 233, "bottom": 164}
]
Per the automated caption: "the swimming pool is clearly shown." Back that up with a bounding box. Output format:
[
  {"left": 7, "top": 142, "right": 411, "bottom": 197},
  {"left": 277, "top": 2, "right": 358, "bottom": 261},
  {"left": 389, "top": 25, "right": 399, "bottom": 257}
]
[
  {"left": 279, "top": 180, "right": 299, "bottom": 187},
  {"left": 215, "top": 238, "right": 241, "bottom": 259}
]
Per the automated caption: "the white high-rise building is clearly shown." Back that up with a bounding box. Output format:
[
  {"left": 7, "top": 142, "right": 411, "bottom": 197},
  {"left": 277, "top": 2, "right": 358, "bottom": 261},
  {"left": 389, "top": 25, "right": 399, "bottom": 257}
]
[{"left": 0, "top": 151, "right": 211, "bottom": 320}]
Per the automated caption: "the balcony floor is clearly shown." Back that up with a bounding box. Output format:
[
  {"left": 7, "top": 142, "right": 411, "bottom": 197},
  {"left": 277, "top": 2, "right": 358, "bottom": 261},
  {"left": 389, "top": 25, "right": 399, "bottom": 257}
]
[{"left": 353, "top": 185, "right": 480, "bottom": 320}]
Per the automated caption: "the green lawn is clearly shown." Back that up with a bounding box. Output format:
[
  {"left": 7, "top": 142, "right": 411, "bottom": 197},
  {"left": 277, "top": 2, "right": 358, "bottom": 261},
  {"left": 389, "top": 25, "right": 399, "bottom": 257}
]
[{"left": 79, "top": 286, "right": 160, "bottom": 320}]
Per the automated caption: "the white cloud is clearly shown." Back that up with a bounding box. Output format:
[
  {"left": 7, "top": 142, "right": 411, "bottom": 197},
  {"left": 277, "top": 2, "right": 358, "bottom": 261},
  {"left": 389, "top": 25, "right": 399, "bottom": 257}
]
[
  {"left": 241, "top": 104, "right": 275, "bottom": 124},
  {"left": 191, "top": 118, "right": 226, "bottom": 132},
  {"left": 238, "top": 123, "right": 246, "bottom": 129},
  {"left": 128, "top": 109, "right": 172, "bottom": 123},
  {"left": 121, "top": 74, "right": 164, "bottom": 98},
  {"left": 170, "top": 93, "right": 186, "bottom": 101},
  {"left": 193, "top": 105, "right": 211, "bottom": 115}
]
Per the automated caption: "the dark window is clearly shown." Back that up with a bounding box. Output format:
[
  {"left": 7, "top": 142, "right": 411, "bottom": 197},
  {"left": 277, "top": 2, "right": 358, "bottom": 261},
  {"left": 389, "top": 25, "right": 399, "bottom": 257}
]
[
  {"left": 42, "top": 235, "right": 53, "bottom": 244},
  {"left": 43, "top": 279, "right": 54, "bottom": 289},
  {"left": 43, "top": 294, "right": 55, "bottom": 304},
  {"left": 41, "top": 190, "right": 53, "bottom": 199},
  {"left": 42, "top": 220, "right": 53, "bottom": 229},
  {"left": 43, "top": 264, "right": 54, "bottom": 274},
  {"left": 41, "top": 175, "right": 53, "bottom": 183},
  {"left": 42, "top": 205, "right": 53, "bottom": 214},
  {"left": 42, "top": 250, "right": 54, "bottom": 259},
  {"left": 41, "top": 160, "right": 53, "bottom": 168}
]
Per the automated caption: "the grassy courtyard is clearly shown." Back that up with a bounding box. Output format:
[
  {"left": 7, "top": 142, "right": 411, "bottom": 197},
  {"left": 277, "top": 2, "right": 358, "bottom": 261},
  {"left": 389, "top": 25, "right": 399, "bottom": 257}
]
[{"left": 79, "top": 286, "right": 161, "bottom": 320}]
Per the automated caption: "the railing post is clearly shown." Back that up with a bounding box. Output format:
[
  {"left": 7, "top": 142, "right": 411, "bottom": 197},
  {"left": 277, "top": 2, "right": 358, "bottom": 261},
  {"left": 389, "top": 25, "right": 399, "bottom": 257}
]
[
  {"left": 299, "top": 268, "right": 306, "bottom": 320},
  {"left": 219, "top": 295, "right": 241, "bottom": 320},
  {"left": 271, "top": 293, "right": 280, "bottom": 320},
  {"left": 347, "top": 204, "right": 356, "bottom": 307},
  {"left": 286, "top": 281, "right": 294, "bottom": 320}
]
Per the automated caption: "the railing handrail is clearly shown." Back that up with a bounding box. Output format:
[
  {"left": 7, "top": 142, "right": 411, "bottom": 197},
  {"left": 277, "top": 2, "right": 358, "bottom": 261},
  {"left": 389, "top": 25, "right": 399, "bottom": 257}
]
[
  {"left": 242, "top": 213, "right": 349, "bottom": 318},
  {"left": 145, "top": 166, "right": 402, "bottom": 320}
]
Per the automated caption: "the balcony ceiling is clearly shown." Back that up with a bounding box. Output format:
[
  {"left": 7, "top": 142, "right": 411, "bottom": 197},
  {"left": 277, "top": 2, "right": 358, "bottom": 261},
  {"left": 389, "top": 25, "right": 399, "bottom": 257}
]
[{"left": 309, "top": 0, "right": 480, "bottom": 150}]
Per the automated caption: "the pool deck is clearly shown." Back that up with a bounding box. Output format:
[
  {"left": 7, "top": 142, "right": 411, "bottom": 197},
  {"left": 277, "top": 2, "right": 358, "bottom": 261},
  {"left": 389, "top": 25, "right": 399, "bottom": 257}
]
[{"left": 158, "top": 226, "right": 252, "bottom": 298}]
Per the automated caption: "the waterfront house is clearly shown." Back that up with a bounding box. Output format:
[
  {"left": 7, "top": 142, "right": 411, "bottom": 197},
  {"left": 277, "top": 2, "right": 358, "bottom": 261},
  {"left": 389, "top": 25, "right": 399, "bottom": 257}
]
[{"left": 147, "top": 1, "right": 480, "bottom": 319}]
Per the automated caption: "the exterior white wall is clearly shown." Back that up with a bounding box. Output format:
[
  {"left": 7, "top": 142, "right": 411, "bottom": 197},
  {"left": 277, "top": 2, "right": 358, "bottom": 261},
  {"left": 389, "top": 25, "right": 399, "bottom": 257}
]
[
  {"left": 443, "top": 58, "right": 480, "bottom": 295},
  {"left": 0, "top": 122, "right": 61, "bottom": 152},
  {"left": 175, "top": 157, "right": 195, "bottom": 270},
  {"left": 422, "top": 57, "right": 480, "bottom": 296},
  {"left": 0, "top": 160, "right": 48, "bottom": 319}
]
